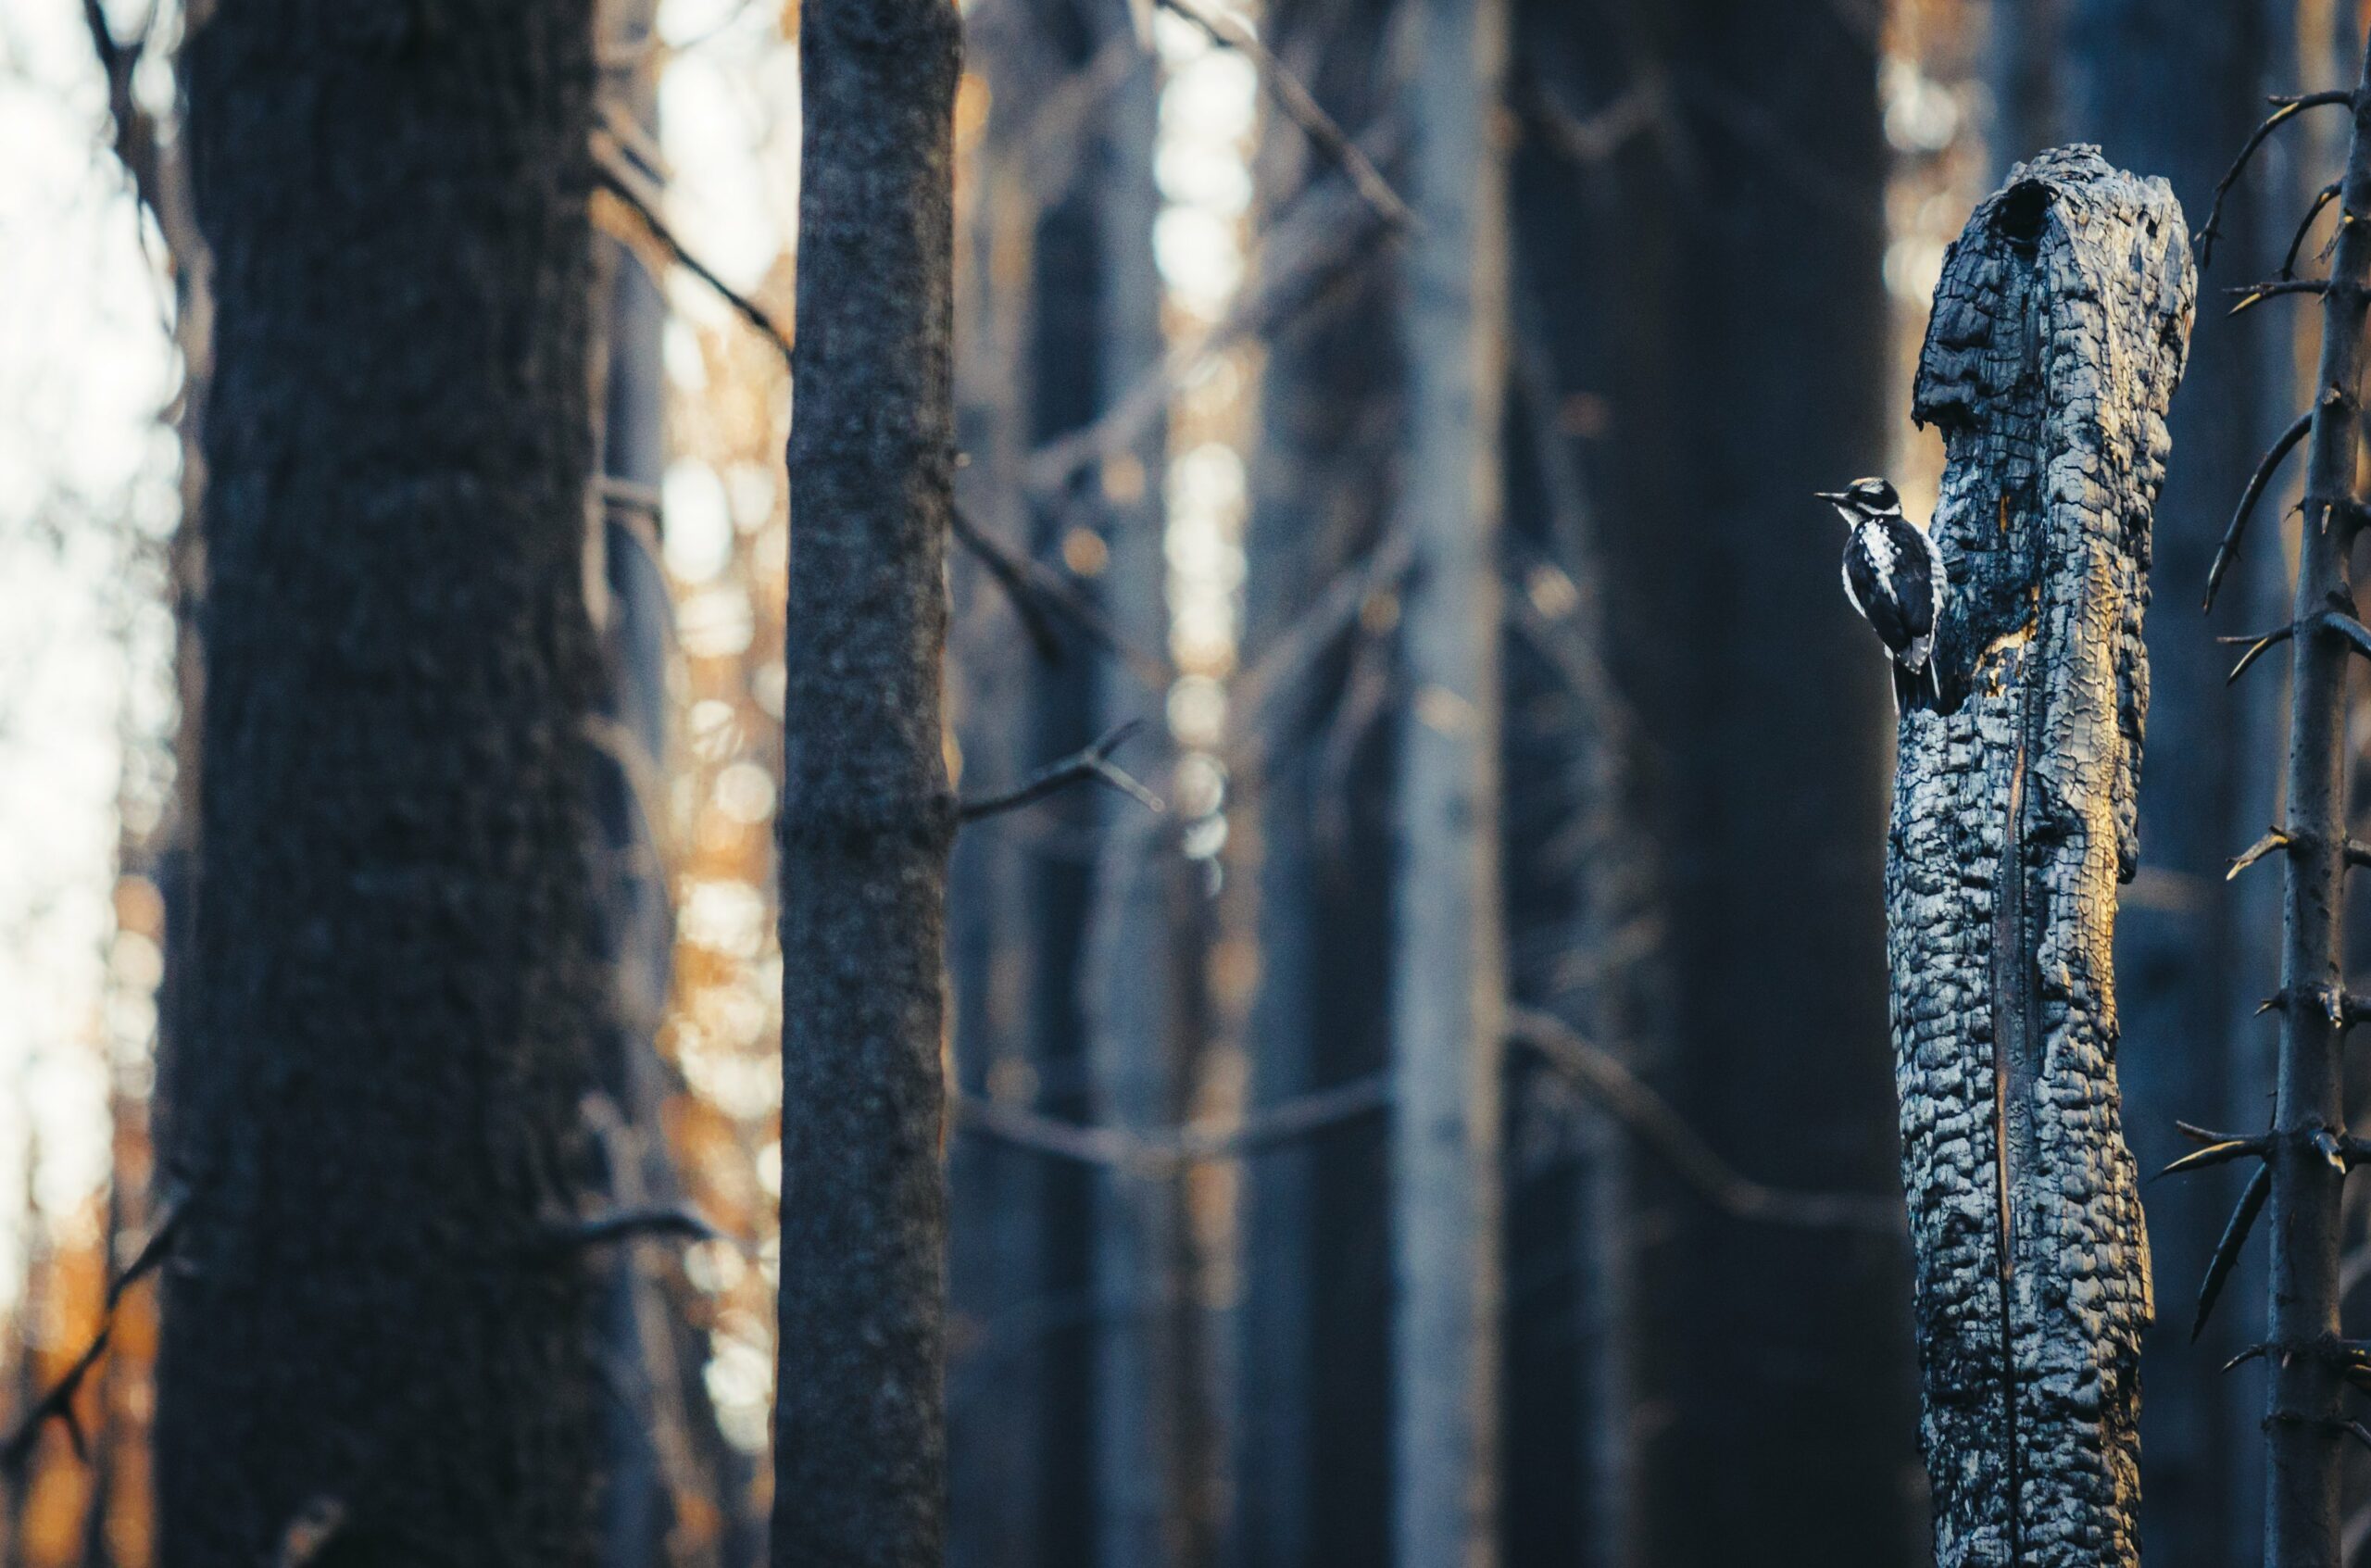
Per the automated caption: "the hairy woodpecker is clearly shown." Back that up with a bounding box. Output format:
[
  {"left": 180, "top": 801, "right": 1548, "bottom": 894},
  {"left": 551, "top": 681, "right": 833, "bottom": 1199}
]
[{"left": 1817, "top": 477, "right": 1948, "bottom": 710}]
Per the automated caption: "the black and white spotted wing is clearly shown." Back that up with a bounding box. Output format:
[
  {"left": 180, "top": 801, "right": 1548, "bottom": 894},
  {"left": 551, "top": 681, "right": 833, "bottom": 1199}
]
[{"left": 1841, "top": 515, "right": 1947, "bottom": 702}]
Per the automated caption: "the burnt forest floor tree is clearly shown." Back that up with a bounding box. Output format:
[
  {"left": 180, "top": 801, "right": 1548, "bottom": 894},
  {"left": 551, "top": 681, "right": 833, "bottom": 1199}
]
[
  {"left": 153, "top": 4, "right": 618, "bottom": 1564},
  {"left": 2178, "top": 28, "right": 2371, "bottom": 1568},
  {"left": 1888, "top": 148, "right": 2191, "bottom": 1568}
]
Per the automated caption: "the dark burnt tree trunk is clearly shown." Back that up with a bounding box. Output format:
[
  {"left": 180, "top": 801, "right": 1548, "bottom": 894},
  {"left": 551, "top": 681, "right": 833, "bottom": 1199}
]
[
  {"left": 1533, "top": 2, "right": 1925, "bottom": 1562},
  {"left": 1892, "top": 148, "right": 2192, "bottom": 1567},
  {"left": 160, "top": 5, "right": 610, "bottom": 1564},
  {"left": 774, "top": 4, "right": 964, "bottom": 1567},
  {"left": 2051, "top": 5, "right": 2284, "bottom": 1563},
  {"left": 1230, "top": 0, "right": 1400, "bottom": 1562}
]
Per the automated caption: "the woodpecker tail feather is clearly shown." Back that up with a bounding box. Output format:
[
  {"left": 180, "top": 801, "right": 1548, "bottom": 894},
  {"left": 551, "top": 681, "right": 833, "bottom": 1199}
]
[{"left": 1892, "top": 661, "right": 1916, "bottom": 716}]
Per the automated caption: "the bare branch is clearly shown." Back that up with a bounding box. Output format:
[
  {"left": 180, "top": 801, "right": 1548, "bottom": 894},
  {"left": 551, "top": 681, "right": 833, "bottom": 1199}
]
[
  {"left": 2228, "top": 827, "right": 2294, "bottom": 880},
  {"left": 2227, "top": 278, "right": 2333, "bottom": 317},
  {"left": 2157, "top": 1135, "right": 2269, "bottom": 1178},
  {"left": 959, "top": 720, "right": 1165, "bottom": 822},
  {"left": 952, "top": 1072, "right": 1391, "bottom": 1171},
  {"left": 2193, "top": 1162, "right": 2272, "bottom": 1340},
  {"left": 1506, "top": 1007, "right": 1901, "bottom": 1234},
  {"left": 550, "top": 1206, "right": 718, "bottom": 1250},
  {"left": 948, "top": 505, "right": 1175, "bottom": 685},
  {"left": 2283, "top": 182, "right": 2343, "bottom": 279},
  {"left": 592, "top": 138, "right": 794, "bottom": 362},
  {"left": 2205, "top": 408, "right": 2312, "bottom": 611},
  {"left": 1153, "top": 0, "right": 1413, "bottom": 231},
  {"left": 2197, "top": 91, "right": 2355, "bottom": 267},
  {"left": 0, "top": 1191, "right": 187, "bottom": 1475}
]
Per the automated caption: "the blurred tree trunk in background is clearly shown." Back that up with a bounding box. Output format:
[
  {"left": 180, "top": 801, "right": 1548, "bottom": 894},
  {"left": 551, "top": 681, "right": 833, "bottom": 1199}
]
[
  {"left": 2049, "top": 5, "right": 2285, "bottom": 1565},
  {"left": 1387, "top": 0, "right": 1512, "bottom": 1562},
  {"left": 586, "top": 4, "right": 758, "bottom": 1564},
  {"left": 1230, "top": 1, "right": 1400, "bottom": 1563},
  {"left": 772, "top": 0, "right": 962, "bottom": 1562},
  {"left": 1521, "top": 2, "right": 1924, "bottom": 1562},
  {"left": 160, "top": 5, "right": 610, "bottom": 1563},
  {"left": 947, "top": 5, "right": 1120, "bottom": 1565},
  {"left": 1076, "top": 15, "right": 1204, "bottom": 1568}
]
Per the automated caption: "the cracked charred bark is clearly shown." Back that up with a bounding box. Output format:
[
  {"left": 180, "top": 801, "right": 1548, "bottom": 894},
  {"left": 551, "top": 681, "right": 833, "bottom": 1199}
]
[
  {"left": 1892, "top": 147, "right": 2193, "bottom": 1568},
  {"left": 774, "top": 5, "right": 963, "bottom": 1566},
  {"left": 159, "top": 4, "right": 610, "bottom": 1563}
]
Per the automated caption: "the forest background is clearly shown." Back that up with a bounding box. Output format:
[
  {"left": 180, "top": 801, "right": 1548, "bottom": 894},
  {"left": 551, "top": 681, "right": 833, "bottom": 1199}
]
[{"left": 0, "top": 0, "right": 2350, "bottom": 1564}]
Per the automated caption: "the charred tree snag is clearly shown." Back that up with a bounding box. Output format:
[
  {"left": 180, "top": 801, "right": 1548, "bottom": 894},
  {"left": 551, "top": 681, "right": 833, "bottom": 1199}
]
[
  {"left": 160, "top": 4, "right": 611, "bottom": 1563},
  {"left": 1389, "top": 0, "right": 1512, "bottom": 1562},
  {"left": 1892, "top": 147, "right": 2193, "bottom": 1567},
  {"left": 2185, "top": 33, "right": 2371, "bottom": 1568},
  {"left": 774, "top": 4, "right": 963, "bottom": 1567}
]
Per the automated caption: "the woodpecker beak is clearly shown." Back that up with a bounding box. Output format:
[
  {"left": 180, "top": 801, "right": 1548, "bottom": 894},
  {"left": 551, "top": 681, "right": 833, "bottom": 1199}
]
[{"left": 1813, "top": 491, "right": 1849, "bottom": 504}]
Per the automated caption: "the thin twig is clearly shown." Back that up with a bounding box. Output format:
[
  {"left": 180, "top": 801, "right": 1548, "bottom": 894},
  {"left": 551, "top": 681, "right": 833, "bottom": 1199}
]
[
  {"left": 1153, "top": 0, "right": 1413, "bottom": 231},
  {"left": 2227, "top": 278, "right": 2332, "bottom": 317},
  {"left": 0, "top": 1192, "right": 188, "bottom": 1475},
  {"left": 948, "top": 505, "right": 1175, "bottom": 685},
  {"left": 2197, "top": 91, "right": 2355, "bottom": 267},
  {"left": 2285, "top": 182, "right": 2344, "bottom": 279},
  {"left": 2206, "top": 408, "right": 2312, "bottom": 611},
  {"left": 550, "top": 1207, "right": 718, "bottom": 1249},
  {"left": 952, "top": 1072, "right": 1391, "bottom": 1171},
  {"left": 959, "top": 720, "right": 1165, "bottom": 822},
  {"left": 1506, "top": 1008, "right": 1901, "bottom": 1234},
  {"left": 592, "top": 140, "right": 794, "bottom": 362}
]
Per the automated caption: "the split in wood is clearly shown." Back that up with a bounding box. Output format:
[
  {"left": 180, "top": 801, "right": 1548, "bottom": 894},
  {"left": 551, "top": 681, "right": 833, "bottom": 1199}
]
[
  {"left": 2204, "top": 408, "right": 2311, "bottom": 611},
  {"left": 958, "top": 719, "right": 1165, "bottom": 822},
  {"left": 2197, "top": 91, "right": 2357, "bottom": 267},
  {"left": 2194, "top": 1161, "right": 2273, "bottom": 1340}
]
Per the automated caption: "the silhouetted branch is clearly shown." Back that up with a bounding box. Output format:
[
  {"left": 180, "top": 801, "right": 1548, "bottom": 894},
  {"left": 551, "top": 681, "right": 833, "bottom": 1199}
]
[
  {"left": 2194, "top": 1163, "right": 2271, "bottom": 1340},
  {"left": 592, "top": 138, "right": 794, "bottom": 362},
  {"left": 2198, "top": 91, "right": 2355, "bottom": 266},
  {"left": 2227, "top": 278, "right": 2333, "bottom": 316},
  {"left": 2285, "top": 182, "right": 2343, "bottom": 279},
  {"left": 0, "top": 1192, "right": 187, "bottom": 1475},
  {"left": 959, "top": 720, "right": 1165, "bottom": 822},
  {"left": 953, "top": 1072, "right": 1391, "bottom": 1171},
  {"left": 552, "top": 1207, "right": 718, "bottom": 1249},
  {"left": 1153, "top": 0, "right": 1412, "bottom": 231},
  {"left": 1506, "top": 1008, "right": 1901, "bottom": 1234},
  {"left": 2205, "top": 408, "right": 2311, "bottom": 610},
  {"left": 948, "top": 505, "right": 1175, "bottom": 684}
]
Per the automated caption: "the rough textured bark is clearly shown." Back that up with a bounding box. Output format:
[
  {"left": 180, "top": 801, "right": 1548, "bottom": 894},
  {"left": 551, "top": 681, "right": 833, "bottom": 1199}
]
[
  {"left": 2052, "top": 6, "right": 2283, "bottom": 1562},
  {"left": 1079, "top": 21, "right": 1198, "bottom": 1568},
  {"left": 1891, "top": 146, "right": 2193, "bottom": 1568},
  {"left": 159, "top": 5, "right": 610, "bottom": 1563},
  {"left": 773, "top": 5, "right": 963, "bottom": 1566},
  {"left": 1229, "top": 2, "right": 1400, "bottom": 1562},
  {"left": 1389, "top": 0, "right": 1511, "bottom": 1562}
]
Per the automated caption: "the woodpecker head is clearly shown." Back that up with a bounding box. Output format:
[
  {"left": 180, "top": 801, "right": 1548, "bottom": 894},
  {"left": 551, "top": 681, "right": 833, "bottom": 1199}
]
[{"left": 1814, "top": 477, "right": 1902, "bottom": 526}]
